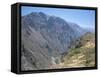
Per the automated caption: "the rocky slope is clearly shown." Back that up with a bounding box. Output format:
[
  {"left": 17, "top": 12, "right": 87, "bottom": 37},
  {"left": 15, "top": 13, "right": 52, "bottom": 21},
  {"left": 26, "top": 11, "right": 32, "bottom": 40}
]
[
  {"left": 21, "top": 12, "right": 86, "bottom": 70},
  {"left": 58, "top": 32, "right": 95, "bottom": 68}
]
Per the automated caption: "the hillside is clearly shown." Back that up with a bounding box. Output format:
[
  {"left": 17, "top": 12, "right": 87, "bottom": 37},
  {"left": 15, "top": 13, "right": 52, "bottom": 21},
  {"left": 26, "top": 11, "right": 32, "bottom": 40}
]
[{"left": 58, "top": 32, "right": 95, "bottom": 68}]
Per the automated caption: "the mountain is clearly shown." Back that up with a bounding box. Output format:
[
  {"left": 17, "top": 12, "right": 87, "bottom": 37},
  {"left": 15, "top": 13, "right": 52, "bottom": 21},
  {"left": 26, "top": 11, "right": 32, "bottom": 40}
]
[
  {"left": 84, "top": 28, "right": 95, "bottom": 33},
  {"left": 21, "top": 12, "right": 86, "bottom": 70}
]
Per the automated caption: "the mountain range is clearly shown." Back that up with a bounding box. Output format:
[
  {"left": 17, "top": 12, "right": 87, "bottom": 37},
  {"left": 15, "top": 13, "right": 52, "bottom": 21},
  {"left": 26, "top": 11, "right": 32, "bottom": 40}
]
[{"left": 21, "top": 12, "right": 88, "bottom": 70}]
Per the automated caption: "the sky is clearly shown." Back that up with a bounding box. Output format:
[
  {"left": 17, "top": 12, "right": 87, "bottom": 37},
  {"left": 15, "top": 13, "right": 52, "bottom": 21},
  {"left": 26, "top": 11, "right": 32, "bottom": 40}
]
[{"left": 21, "top": 6, "right": 95, "bottom": 29}]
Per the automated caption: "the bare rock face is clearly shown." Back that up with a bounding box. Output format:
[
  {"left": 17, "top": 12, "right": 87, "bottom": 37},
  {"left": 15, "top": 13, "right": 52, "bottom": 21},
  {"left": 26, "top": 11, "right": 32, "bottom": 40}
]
[{"left": 21, "top": 12, "right": 85, "bottom": 70}]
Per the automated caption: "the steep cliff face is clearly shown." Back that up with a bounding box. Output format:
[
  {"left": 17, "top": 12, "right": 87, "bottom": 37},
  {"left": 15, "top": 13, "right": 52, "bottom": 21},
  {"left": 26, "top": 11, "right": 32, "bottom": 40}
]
[{"left": 21, "top": 12, "right": 85, "bottom": 70}]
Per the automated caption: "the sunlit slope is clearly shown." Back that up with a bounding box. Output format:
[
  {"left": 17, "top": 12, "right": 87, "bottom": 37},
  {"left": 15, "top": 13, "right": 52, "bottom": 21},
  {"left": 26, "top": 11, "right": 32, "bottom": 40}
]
[{"left": 61, "top": 32, "right": 95, "bottom": 68}]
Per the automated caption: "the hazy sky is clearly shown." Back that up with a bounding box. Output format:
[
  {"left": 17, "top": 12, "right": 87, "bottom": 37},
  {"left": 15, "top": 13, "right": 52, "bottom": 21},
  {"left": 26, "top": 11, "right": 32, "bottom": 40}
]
[{"left": 21, "top": 6, "right": 95, "bottom": 29}]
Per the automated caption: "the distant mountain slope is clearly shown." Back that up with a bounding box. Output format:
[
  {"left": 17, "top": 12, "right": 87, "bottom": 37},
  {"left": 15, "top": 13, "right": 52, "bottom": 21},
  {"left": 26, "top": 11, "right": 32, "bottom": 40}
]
[{"left": 21, "top": 12, "right": 86, "bottom": 70}]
